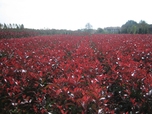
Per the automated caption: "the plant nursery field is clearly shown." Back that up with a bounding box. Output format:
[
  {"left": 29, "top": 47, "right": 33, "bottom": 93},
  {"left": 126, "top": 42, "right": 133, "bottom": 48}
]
[{"left": 0, "top": 34, "right": 152, "bottom": 113}]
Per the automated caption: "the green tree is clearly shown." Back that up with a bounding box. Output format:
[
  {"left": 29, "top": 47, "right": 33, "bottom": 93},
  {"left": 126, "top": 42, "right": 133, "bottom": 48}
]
[
  {"left": 138, "top": 20, "right": 149, "bottom": 34},
  {"left": 20, "top": 24, "right": 24, "bottom": 29},
  {"left": 0, "top": 23, "right": 3, "bottom": 29},
  {"left": 12, "top": 23, "right": 16, "bottom": 29},
  {"left": 16, "top": 24, "right": 19, "bottom": 29},
  {"left": 9, "top": 23, "right": 12, "bottom": 29},
  {"left": 85, "top": 23, "right": 93, "bottom": 34},
  {"left": 3, "top": 23, "right": 7, "bottom": 29},
  {"left": 85, "top": 23, "right": 93, "bottom": 30},
  {"left": 121, "top": 20, "right": 138, "bottom": 34},
  {"left": 148, "top": 24, "right": 152, "bottom": 34},
  {"left": 96, "top": 28, "right": 104, "bottom": 33},
  {"left": 131, "top": 25, "right": 137, "bottom": 34}
]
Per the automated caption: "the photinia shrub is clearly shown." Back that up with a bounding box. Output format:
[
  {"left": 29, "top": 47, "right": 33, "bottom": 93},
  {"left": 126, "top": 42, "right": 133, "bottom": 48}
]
[{"left": 0, "top": 34, "right": 152, "bottom": 113}]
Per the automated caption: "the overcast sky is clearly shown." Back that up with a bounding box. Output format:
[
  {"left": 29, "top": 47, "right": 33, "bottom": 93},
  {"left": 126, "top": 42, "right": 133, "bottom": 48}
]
[{"left": 0, "top": 0, "right": 152, "bottom": 30}]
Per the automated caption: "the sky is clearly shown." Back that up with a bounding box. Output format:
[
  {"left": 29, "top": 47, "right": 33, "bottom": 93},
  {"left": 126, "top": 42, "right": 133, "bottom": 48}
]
[{"left": 0, "top": 0, "right": 152, "bottom": 30}]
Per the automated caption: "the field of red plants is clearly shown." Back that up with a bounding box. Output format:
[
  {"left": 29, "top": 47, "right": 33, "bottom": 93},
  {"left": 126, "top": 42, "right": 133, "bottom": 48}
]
[{"left": 0, "top": 34, "right": 152, "bottom": 113}]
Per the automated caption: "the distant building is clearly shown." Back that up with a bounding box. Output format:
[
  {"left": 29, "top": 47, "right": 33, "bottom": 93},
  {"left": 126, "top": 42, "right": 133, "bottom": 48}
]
[{"left": 104, "top": 27, "right": 121, "bottom": 34}]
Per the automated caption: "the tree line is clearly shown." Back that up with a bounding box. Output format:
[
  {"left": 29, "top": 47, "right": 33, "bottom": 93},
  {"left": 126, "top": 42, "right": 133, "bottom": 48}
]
[
  {"left": 121, "top": 20, "right": 150, "bottom": 34},
  {"left": 84, "top": 20, "right": 152, "bottom": 34},
  {"left": 0, "top": 23, "right": 24, "bottom": 29},
  {"left": 0, "top": 20, "right": 152, "bottom": 35}
]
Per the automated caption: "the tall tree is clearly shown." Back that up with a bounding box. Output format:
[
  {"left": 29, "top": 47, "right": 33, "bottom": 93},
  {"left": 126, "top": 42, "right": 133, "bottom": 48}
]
[
  {"left": 138, "top": 20, "right": 149, "bottom": 34},
  {"left": 3, "top": 23, "right": 7, "bottom": 29},
  {"left": 16, "top": 24, "right": 19, "bottom": 29},
  {"left": 0, "top": 23, "right": 3, "bottom": 29},
  {"left": 121, "top": 20, "right": 138, "bottom": 34},
  {"left": 131, "top": 25, "right": 137, "bottom": 34},
  {"left": 85, "top": 23, "right": 93, "bottom": 30},
  {"left": 85, "top": 23, "right": 93, "bottom": 34},
  {"left": 96, "top": 28, "right": 104, "bottom": 33},
  {"left": 9, "top": 23, "right": 12, "bottom": 29},
  {"left": 20, "top": 24, "right": 24, "bottom": 29},
  {"left": 12, "top": 23, "right": 16, "bottom": 29}
]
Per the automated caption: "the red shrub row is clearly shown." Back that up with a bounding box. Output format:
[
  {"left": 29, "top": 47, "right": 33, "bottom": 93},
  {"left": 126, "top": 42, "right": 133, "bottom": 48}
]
[{"left": 0, "top": 34, "right": 152, "bottom": 113}]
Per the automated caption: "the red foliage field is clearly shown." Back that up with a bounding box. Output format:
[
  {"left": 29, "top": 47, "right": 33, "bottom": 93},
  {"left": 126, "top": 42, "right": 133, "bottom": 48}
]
[{"left": 0, "top": 34, "right": 152, "bottom": 113}]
